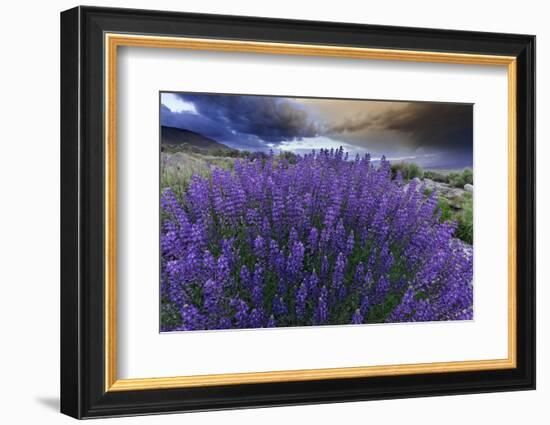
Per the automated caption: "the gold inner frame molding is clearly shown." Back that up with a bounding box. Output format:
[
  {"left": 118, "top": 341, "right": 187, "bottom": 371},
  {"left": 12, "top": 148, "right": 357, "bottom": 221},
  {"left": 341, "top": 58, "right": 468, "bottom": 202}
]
[{"left": 104, "top": 33, "right": 517, "bottom": 392}]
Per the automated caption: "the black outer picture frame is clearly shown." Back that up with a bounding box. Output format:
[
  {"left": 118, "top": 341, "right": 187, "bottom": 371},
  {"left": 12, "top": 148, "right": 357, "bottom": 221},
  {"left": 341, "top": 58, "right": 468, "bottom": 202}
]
[{"left": 60, "top": 6, "right": 536, "bottom": 419}]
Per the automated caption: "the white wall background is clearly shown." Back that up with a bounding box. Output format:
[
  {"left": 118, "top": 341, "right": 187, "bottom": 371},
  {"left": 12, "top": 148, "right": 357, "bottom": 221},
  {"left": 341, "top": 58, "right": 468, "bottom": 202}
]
[{"left": 0, "top": 0, "right": 545, "bottom": 423}]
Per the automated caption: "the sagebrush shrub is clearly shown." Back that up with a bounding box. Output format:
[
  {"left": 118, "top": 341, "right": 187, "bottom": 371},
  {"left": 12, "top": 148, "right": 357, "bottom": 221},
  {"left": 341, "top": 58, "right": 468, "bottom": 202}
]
[{"left": 391, "top": 162, "right": 424, "bottom": 181}]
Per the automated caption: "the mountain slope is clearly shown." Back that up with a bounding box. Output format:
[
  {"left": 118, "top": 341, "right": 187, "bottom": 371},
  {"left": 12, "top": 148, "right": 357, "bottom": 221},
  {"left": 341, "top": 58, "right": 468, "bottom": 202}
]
[{"left": 161, "top": 126, "right": 235, "bottom": 153}]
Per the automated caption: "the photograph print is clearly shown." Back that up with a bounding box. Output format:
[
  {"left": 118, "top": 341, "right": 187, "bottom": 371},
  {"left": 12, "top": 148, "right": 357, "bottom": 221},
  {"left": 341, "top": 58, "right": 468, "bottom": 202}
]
[{"left": 160, "top": 92, "right": 474, "bottom": 332}]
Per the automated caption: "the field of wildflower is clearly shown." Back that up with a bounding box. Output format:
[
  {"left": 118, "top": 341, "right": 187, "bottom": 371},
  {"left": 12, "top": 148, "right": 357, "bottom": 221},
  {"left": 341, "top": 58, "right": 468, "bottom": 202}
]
[{"left": 160, "top": 148, "right": 473, "bottom": 331}]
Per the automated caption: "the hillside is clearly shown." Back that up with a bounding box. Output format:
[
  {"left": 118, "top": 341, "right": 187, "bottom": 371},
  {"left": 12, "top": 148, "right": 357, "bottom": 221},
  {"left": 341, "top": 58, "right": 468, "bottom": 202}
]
[{"left": 161, "top": 126, "right": 235, "bottom": 153}]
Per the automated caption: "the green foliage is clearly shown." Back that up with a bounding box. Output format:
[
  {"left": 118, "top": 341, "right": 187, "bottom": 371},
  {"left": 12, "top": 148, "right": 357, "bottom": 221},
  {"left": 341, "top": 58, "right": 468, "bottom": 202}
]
[
  {"left": 446, "top": 172, "right": 463, "bottom": 188},
  {"left": 212, "top": 148, "right": 255, "bottom": 159},
  {"left": 278, "top": 150, "right": 299, "bottom": 164},
  {"left": 454, "top": 193, "right": 473, "bottom": 244},
  {"left": 162, "top": 143, "right": 254, "bottom": 159},
  {"left": 436, "top": 196, "right": 454, "bottom": 222},
  {"left": 461, "top": 168, "right": 473, "bottom": 185},
  {"left": 447, "top": 168, "right": 474, "bottom": 188},
  {"left": 424, "top": 168, "right": 473, "bottom": 188},
  {"left": 436, "top": 192, "right": 473, "bottom": 245},
  {"left": 391, "top": 162, "right": 424, "bottom": 180},
  {"left": 423, "top": 170, "right": 448, "bottom": 183},
  {"left": 160, "top": 299, "right": 182, "bottom": 329}
]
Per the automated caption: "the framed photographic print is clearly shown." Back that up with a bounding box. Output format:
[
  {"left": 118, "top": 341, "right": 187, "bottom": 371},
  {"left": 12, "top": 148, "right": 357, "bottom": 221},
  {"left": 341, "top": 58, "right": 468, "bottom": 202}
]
[{"left": 60, "top": 6, "right": 536, "bottom": 419}]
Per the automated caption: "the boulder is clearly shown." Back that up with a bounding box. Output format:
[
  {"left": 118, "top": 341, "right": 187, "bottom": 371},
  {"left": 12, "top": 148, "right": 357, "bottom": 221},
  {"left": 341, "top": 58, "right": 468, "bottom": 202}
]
[
  {"left": 423, "top": 178, "right": 438, "bottom": 191},
  {"left": 403, "top": 177, "right": 423, "bottom": 193},
  {"left": 464, "top": 183, "right": 474, "bottom": 193},
  {"left": 433, "top": 183, "right": 455, "bottom": 196},
  {"left": 448, "top": 188, "right": 464, "bottom": 197}
]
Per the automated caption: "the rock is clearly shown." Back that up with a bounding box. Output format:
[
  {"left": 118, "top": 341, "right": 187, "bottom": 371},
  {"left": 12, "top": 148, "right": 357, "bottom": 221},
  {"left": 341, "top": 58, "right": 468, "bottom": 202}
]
[
  {"left": 447, "top": 188, "right": 464, "bottom": 198},
  {"left": 403, "top": 177, "right": 423, "bottom": 193},
  {"left": 423, "top": 178, "right": 437, "bottom": 191},
  {"left": 447, "top": 199, "right": 463, "bottom": 209},
  {"left": 464, "top": 183, "right": 473, "bottom": 193},
  {"left": 445, "top": 188, "right": 466, "bottom": 209},
  {"left": 432, "top": 182, "right": 454, "bottom": 196}
]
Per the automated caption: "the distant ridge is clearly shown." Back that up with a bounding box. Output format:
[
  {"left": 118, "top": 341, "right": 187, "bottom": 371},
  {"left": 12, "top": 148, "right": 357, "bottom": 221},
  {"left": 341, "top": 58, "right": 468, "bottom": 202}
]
[{"left": 161, "top": 126, "right": 235, "bottom": 153}]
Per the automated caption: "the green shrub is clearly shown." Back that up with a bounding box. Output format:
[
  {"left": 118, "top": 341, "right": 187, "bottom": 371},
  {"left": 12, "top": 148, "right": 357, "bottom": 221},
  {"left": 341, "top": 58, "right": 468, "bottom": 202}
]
[
  {"left": 424, "top": 168, "right": 473, "bottom": 187},
  {"left": 423, "top": 170, "right": 449, "bottom": 183},
  {"left": 436, "top": 197, "right": 453, "bottom": 222},
  {"left": 279, "top": 150, "right": 299, "bottom": 164},
  {"left": 447, "top": 168, "right": 473, "bottom": 188},
  {"left": 391, "top": 162, "right": 424, "bottom": 180},
  {"left": 462, "top": 168, "right": 473, "bottom": 185},
  {"left": 447, "top": 172, "right": 464, "bottom": 188},
  {"left": 436, "top": 193, "right": 473, "bottom": 245},
  {"left": 455, "top": 196, "right": 473, "bottom": 244}
]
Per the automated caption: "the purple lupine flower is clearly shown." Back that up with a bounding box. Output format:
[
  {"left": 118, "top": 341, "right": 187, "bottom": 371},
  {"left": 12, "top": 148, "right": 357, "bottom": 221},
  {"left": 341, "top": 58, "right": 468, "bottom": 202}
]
[
  {"left": 372, "top": 275, "right": 390, "bottom": 305},
  {"left": 261, "top": 216, "right": 271, "bottom": 239},
  {"left": 245, "top": 208, "right": 261, "bottom": 228},
  {"left": 307, "top": 271, "right": 320, "bottom": 298},
  {"left": 178, "top": 304, "right": 205, "bottom": 331},
  {"left": 352, "top": 262, "right": 365, "bottom": 291},
  {"left": 359, "top": 294, "right": 371, "bottom": 317},
  {"left": 202, "top": 250, "right": 216, "bottom": 281},
  {"left": 251, "top": 264, "right": 264, "bottom": 308},
  {"left": 230, "top": 298, "right": 249, "bottom": 328},
  {"left": 288, "top": 227, "right": 299, "bottom": 250},
  {"left": 161, "top": 148, "right": 473, "bottom": 331},
  {"left": 272, "top": 296, "right": 288, "bottom": 316},
  {"left": 295, "top": 282, "right": 308, "bottom": 320},
  {"left": 216, "top": 255, "right": 231, "bottom": 288},
  {"left": 333, "top": 220, "right": 346, "bottom": 254},
  {"left": 352, "top": 309, "right": 363, "bottom": 324},
  {"left": 240, "top": 265, "right": 251, "bottom": 291},
  {"left": 286, "top": 241, "right": 305, "bottom": 285},
  {"left": 320, "top": 256, "right": 330, "bottom": 282},
  {"left": 331, "top": 252, "right": 347, "bottom": 301},
  {"left": 249, "top": 308, "right": 265, "bottom": 328},
  {"left": 308, "top": 227, "right": 319, "bottom": 254},
  {"left": 388, "top": 287, "right": 416, "bottom": 322},
  {"left": 345, "top": 230, "right": 355, "bottom": 256},
  {"left": 267, "top": 315, "right": 277, "bottom": 327},
  {"left": 315, "top": 286, "right": 329, "bottom": 325},
  {"left": 203, "top": 278, "right": 222, "bottom": 314},
  {"left": 221, "top": 238, "right": 236, "bottom": 269},
  {"left": 253, "top": 234, "right": 266, "bottom": 261}
]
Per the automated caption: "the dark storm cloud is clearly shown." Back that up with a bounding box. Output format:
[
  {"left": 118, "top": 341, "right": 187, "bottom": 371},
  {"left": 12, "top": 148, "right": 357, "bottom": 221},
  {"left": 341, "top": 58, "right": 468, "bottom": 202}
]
[
  {"left": 161, "top": 93, "right": 473, "bottom": 168},
  {"left": 161, "top": 102, "right": 268, "bottom": 150},
  {"left": 172, "top": 93, "right": 320, "bottom": 143},
  {"left": 327, "top": 102, "right": 473, "bottom": 152}
]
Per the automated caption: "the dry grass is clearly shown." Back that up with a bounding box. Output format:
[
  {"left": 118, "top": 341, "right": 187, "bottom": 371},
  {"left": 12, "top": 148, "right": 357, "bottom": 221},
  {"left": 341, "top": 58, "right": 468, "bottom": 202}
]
[{"left": 161, "top": 151, "right": 235, "bottom": 197}]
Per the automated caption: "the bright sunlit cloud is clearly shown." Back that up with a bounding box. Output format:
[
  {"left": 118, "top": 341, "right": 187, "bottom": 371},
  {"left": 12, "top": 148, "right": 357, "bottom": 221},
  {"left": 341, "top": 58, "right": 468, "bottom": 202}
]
[
  {"left": 270, "top": 136, "right": 354, "bottom": 152},
  {"left": 161, "top": 93, "right": 198, "bottom": 114}
]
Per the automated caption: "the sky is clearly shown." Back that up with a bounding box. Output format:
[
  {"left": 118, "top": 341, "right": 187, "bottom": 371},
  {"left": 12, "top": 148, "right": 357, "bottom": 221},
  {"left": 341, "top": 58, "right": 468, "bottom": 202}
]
[{"left": 160, "top": 92, "right": 473, "bottom": 170}]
